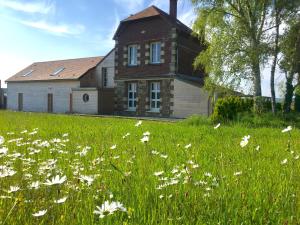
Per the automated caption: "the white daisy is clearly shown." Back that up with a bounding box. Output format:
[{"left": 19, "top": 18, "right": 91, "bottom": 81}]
[
  {"left": 7, "top": 186, "right": 20, "bottom": 193},
  {"left": 0, "top": 136, "right": 4, "bottom": 145},
  {"left": 141, "top": 136, "right": 149, "bottom": 143},
  {"left": 234, "top": 171, "right": 242, "bottom": 176},
  {"left": 94, "top": 201, "right": 127, "bottom": 218},
  {"left": 32, "top": 209, "right": 47, "bottom": 217},
  {"left": 143, "top": 131, "right": 150, "bottom": 136},
  {"left": 184, "top": 143, "right": 192, "bottom": 149},
  {"left": 154, "top": 171, "right": 164, "bottom": 176},
  {"left": 214, "top": 123, "right": 221, "bottom": 129},
  {"left": 44, "top": 175, "right": 67, "bottom": 186},
  {"left": 135, "top": 120, "right": 142, "bottom": 127},
  {"left": 281, "top": 159, "right": 288, "bottom": 165},
  {"left": 240, "top": 135, "right": 250, "bottom": 148},
  {"left": 282, "top": 126, "right": 292, "bottom": 133},
  {"left": 110, "top": 145, "right": 117, "bottom": 150},
  {"left": 54, "top": 196, "right": 68, "bottom": 204}
]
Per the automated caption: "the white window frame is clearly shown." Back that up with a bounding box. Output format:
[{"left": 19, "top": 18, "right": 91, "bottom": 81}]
[
  {"left": 150, "top": 42, "right": 161, "bottom": 64},
  {"left": 128, "top": 45, "right": 138, "bottom": 66},
  {"left": 150, "top": 82, "right": 160, "bottom": 112},
  {"left": 128, "top": 83, "right": 137, "bottom": 111}
]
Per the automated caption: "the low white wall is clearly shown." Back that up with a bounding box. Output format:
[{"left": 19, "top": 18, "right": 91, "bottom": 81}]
[
  {"left": 72, "top": 89, "right": 98, "bottom": 114},
  {"left": 7, "top": 81, "right": 79, "bottom": 113},
  {"left": 173, "top": 79, "right": 210, "bottom": 118}
]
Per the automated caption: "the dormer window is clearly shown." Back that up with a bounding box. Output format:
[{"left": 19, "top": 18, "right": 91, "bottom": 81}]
[
  {"left": 150, "top": 42, "right": 161, "bottom": 64},
  {"left": 22, "top": 70, "right": 34, "bottom": 77},
  {"left": 51, "top": 67, "right": 65, "bottom": 76},
  {"left": 128, "top": 45, "right": 138, "bottom": 66}
]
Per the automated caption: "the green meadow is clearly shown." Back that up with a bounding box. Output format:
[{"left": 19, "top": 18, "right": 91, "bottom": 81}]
[{"left": 0, "top": 111, "right": 299, "bottom": 224}]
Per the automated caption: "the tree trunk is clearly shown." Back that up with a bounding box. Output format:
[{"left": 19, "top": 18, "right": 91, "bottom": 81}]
[
  {"left": 283, "top": 72, "right": 294, "bottom": 113},
  {"left": 295, "top": 77, "right": 300, "bottom": 112},
  {"left": 252, "top": 57, "right": 262, "bottom": 113},
  {"left": 270, "top": 7, "right": 280, "bottom": 114}
]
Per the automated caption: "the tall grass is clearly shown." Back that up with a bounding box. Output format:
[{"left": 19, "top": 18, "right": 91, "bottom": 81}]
[{"left": 0, "top": 111, "right": 299, "bottom": 224}]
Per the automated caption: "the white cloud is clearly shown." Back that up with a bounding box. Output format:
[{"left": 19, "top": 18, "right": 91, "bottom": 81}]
[
  {"left": 0, "top": 0, "right": 55, "bottom": 14},
  {"left": 0, "top": 53, "right": 32, "bottom": 87},
  {"left": 20, "top": 20, "right": 85, "bottom": 36},
  {"left": 114, "top": 0, "right": 144, "bottom": 12}
]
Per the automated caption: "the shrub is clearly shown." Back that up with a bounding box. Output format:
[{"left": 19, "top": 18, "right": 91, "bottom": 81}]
[{"left": 211, "top": 96, "right": 253, "bottom": 121}]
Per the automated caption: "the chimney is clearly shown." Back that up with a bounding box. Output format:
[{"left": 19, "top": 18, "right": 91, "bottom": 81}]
[{"left": 169, "top": 0, "right": 177, "bottom": 20}]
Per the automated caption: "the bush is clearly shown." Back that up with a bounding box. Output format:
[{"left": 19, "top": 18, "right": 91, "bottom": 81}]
[{"left": 211, "top": 96, "right": 253, "bottom": 121}]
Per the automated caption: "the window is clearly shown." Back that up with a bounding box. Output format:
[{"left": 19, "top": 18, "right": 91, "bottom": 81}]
[
  {"left": 128, "top": 83, "right": 137, "bottom": 111},
  {"left": 150, "top": 82, "right": 160, "bottom": 112},
  {"left": 128, "top": 45, "right": 138, "bottom": 66},
  {"left": 83, "top": 94, "right": 89, "bottom": 102},
  {"left": 150, "top": 42, "right": 161, "bottom": 64},
  {"left": 22, "top": 70, "right": 34, "bottom": 77},
  {"left": 102, "top": 67, "right": 108, "bottom": 87},
  {"left": 51, "top": 67, "right": 65, "bottom": 76}
]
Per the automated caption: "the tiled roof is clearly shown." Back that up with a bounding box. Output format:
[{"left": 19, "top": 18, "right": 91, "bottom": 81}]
[
  {"left": 114, "top": 5, "right": 192, "bottom": 38},
  {"left": 6, "top": 56, "right": 103, "bottom": 82}
]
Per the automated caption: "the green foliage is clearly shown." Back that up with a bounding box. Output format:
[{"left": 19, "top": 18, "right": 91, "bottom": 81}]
[
  {"left": 0, "top": 111, "right": 300, "bottom": 224},
  {"left": 211, "top": 96, "right": 253, "bottom": 121}
]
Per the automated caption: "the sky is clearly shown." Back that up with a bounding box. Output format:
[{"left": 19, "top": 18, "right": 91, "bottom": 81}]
[{"left": 0, "top": 0, "right": 284, "bottom": 97}]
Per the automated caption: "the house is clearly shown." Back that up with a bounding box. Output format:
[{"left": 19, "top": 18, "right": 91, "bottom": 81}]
[
  {"left": 6, "top": 49, "right": 115, "bottom": 114},
  {"left": 113, "top": 0, "right": 212, "bottom": 118}
]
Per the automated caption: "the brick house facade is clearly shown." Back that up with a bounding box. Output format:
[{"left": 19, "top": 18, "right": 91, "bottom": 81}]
[{"left": 113, "top": 1, "right": 210, "bottom": 118}]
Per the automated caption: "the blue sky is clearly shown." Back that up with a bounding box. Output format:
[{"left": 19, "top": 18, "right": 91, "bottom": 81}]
[{"left": 0, "top": 0, "right": 283, "bottom": 97}]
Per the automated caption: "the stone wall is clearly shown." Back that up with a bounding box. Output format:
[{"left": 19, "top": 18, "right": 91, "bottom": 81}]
[{"left": 114, "top": 79, "right": 174, "bottom": 117}]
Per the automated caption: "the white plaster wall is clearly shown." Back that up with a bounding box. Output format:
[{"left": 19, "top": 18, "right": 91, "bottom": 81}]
[
  {"left": 173, "top": 79, "right": 210, "bottom": 118},
  {"left": 7, "top": 81, "right": 80, "bottom": 113},
  {"left": 95, "top": 49, "right": 115, "bottom": 88},
  {"left": 72, "top": 90, "right": 98, "bottom": 114}
]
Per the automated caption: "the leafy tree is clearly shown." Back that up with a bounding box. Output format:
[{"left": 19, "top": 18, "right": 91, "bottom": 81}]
[
  {"left": 191, "top": 0, "right": 270, "bottom": 111},
  {"left": 280, "top": 15, "right": 300, "bottom": 113}
]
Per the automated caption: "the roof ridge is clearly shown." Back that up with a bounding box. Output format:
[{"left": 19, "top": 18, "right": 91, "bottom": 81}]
[{"left": 34, "top": 56, "right": 103, "bottom": 64}]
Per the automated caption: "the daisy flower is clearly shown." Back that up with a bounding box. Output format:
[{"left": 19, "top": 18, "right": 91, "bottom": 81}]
[
  {"left": 32, "top": 209, "right": 47, "bottom": 217},
  {"left": 44, "top": 175, "right": 67, "bottom": 186},
  {"left": 214, "top": 123, "right": 221, "bottom": 129},
  {"left": 282, "top": 126, "right": 292, "bottom": 133}
]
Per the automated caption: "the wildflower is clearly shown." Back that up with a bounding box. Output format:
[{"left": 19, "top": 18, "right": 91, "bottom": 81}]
[
  {"left": 7, "top": 186, "right": 20, "bottom": 193},
  {"left": 204, "top": 172, "right": 212, "bottom": 177},
  {"left": 159, "top": 195, "right": 164, "bottom": 199},
  {"left": 154, "top": 171, "right": 164, "bottom": 176},
  {"left": 135, "top": 120, "right": 142, "bottom": 127},
  {"left": 141, "top": 136, "right": 149, "bottom": 143},
  {"left": 122, "top": 133, "right": 130, "bottom": 139},
  {"left": 44, "top": 175, "right": 67, "bottom": 186},
  {"left": 32, "top": 209, "right": 47, "bottom": 217},
  {"left": 79, "top": 175, "right": 94, "bottom": 186},
  {"left": 143, "top": 131, "right": 150, "bottom": 136},
  {"left": 282, "top": 126, "right": 292, "bottom": 133},
  {"left": 192, "top": 164, "right": 199, "bottom": 169},
  {"left": 151, "top": 150, "right": 159, "bottom": 155},
  {"left": 184, "top": 143, "right": 192, "bottom": 149},
  {"left": 94, "top": 201, "right": 127, "bottom": 218},
  {"left": 110, "top": 145, "right": 117, "bottom": 150},
  {"left": 54, "top": 196, "right": 68, "bottom": 204},
  {"left": 0, "top": 147, "right": 8, "bottom": 155},
  {"left": 28, "top": 131, "right": 38, "bottom": 135},
  {"left": 0, "top": 136, "right": 4, "bottom": 145},
  {"left": 30, "top": 181, "right": 40, "bottom": 189},
  {"left": 214, "top": 123, "right": 221, "bottom": 129},
  {"left": 256, "top": 146, "right": 260, "bottom": 151},
  {"left": 240, "top": 135, "right": 250, "bottom": 148},
  {"left": 234, "top": 171, "right": 242, "bottom": 176},
  {"left": 281, "top": 159, "right": 288, "bottom": 165},
  {"left": 295, "top": 155, "right": 299, "bottom": 160},
  {"left": 160, "top": 154, "right": 168, "bottom": 159},
  {"left": 62, "top": 133, "right": 69, "bottom": 137}
]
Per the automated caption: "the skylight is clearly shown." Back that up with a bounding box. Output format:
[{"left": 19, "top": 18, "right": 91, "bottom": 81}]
[
  {"left": 22, "top": 70, "right": 34, "bottom": 77},
  {"left": 51, "top": 67, "right": 65, "bottom": 76}
]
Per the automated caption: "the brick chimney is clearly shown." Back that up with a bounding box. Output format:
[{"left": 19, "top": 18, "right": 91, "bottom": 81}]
[{"left": 169, "top": 0, "right": 178, "bottom": 20}]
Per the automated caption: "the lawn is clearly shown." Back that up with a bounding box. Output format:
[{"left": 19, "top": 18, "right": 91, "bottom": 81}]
[{"left": 0, "top": 111, "right": 299, "bottom": 225}]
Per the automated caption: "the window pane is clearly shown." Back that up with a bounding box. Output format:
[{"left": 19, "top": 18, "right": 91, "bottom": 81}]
[
  {"left": 151, "top": 101, "right": 155, "bottom": 108},
  {"left": 157, "top": 92, "right": 160, "bottom": 99},
  {"left": 129, "top": 92, "right": 133, "bottom": 99},
  {"left": 129, "top": 101, "right": 132, "bottom": 107},
  {"left": 157, "top": 101, "right": 161, "bottom": 108},
  {"left": 151, "top": 92, "right": 155, "bottom": 99}
]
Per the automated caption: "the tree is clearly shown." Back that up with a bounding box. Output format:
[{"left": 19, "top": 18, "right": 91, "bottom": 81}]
[
  {"left": 269, "top": 0, "right": 299, "bottom": 114},
  {"left": 191, "top": 0, "right": 271, "bottom": 111},
  {"left": 280, "top": 15, "right": 300, "bottom": 113}
]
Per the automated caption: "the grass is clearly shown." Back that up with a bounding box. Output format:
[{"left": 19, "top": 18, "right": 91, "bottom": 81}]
[{"left": 0, "top": 110, "right": 299, "bottom": 224}]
